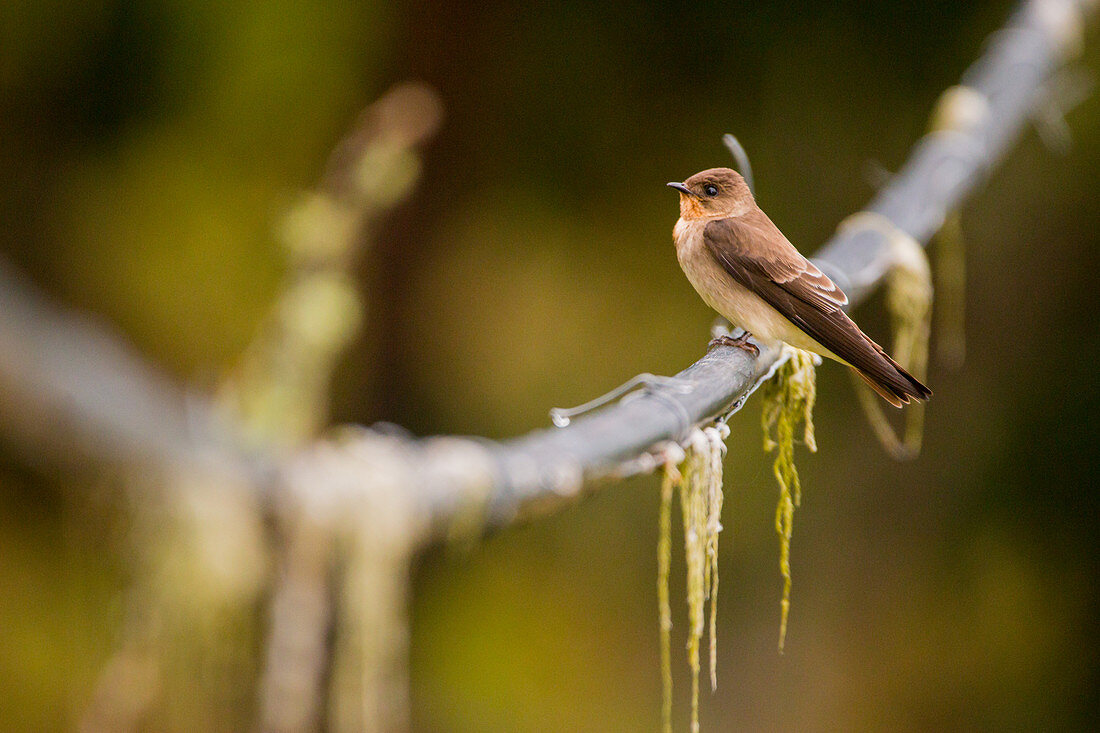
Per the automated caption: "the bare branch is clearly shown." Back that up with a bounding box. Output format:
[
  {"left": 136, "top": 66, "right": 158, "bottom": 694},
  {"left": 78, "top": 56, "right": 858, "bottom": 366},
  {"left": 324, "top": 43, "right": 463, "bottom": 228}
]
[{"left": 0, "top": 255, "right": 255, "bottom": 483}]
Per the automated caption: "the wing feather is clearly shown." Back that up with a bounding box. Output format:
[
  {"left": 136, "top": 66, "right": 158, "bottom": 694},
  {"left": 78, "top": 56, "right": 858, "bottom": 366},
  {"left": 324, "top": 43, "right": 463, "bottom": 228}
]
[{"left": 702, "top": 213, "right": 930, "bottom": 405}]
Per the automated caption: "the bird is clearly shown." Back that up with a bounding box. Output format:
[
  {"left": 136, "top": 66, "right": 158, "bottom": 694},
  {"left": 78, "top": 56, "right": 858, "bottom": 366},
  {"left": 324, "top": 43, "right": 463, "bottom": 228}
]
[{"left": 667, "top": 167, "right": 931, "bottom": 407}]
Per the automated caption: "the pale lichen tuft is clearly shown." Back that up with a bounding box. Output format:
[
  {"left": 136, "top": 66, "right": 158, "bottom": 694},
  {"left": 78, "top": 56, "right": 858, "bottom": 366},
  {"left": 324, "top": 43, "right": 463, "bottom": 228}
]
[
  {"left": 658, "top": 424, "right": 728, "bottom": 733},
  {"left": 760, "top": 347, "right": 818, "bottom": 652},
  {"left": 851, "top": 231, "right": 933, "bottom": 460}
]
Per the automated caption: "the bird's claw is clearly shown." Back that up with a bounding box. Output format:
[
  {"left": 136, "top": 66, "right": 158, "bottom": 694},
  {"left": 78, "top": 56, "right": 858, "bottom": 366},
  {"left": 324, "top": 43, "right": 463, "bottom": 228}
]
[{"left": 708, "top": 332, "right": 759, "bottom": 357}]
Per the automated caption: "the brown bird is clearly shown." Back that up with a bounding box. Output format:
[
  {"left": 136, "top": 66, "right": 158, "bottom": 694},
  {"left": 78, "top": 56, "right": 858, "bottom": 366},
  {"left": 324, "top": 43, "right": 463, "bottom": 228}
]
[{"left": 668, "top": 167, "right": 931, "bottom": 407}]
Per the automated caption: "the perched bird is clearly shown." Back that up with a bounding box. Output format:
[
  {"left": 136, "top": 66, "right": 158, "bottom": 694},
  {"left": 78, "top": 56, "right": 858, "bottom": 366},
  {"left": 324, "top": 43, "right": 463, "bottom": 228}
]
[{"left": 668, "top": 167, "right": 931, "bottom": 407}]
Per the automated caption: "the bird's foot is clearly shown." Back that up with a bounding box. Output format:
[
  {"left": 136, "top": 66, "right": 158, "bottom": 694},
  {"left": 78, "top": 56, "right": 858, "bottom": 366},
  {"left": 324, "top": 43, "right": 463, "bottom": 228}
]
[{"left": 708, "top": 331, "right": 759, "bottom": 357}]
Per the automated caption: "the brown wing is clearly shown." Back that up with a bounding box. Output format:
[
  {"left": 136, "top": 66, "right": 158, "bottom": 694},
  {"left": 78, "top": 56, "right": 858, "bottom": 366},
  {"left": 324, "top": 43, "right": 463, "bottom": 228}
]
[
  {"left": 708, "top": 213, "right": 849, "bottom": 313},
  {"left": 703, "top": 213, "right": 931, "bottom": 406}
]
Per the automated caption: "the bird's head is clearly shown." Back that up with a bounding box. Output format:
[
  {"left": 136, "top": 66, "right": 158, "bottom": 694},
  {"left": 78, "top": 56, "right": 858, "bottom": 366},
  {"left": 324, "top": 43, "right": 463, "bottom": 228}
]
[{"left": 667, "top": 167, "right": 754, "bottom": 220}]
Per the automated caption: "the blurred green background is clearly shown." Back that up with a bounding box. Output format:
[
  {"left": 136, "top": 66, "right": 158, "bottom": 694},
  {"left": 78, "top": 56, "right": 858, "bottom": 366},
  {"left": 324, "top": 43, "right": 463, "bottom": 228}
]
[{"left": 2, "top": 0, "right": 1099, "bottom": 729}]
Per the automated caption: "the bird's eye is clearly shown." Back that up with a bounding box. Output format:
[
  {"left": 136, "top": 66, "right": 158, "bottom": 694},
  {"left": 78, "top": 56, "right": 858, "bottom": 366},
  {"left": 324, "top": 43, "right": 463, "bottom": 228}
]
[{"left": 703, "top": 184, "right": 719, "bottom": 197}]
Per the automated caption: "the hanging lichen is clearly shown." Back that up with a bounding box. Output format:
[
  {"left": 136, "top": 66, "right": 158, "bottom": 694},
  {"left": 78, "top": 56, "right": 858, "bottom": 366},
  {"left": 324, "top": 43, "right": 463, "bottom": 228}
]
[
  {"left": 658, "top": 424, "right": 728, "bottom": 733},
  {"left": 658, "top": 450, "right": 678, "bottom": 733},
  {"left": 703, "top": 427, "right": 724, "bottom": 694},
  {"left": 926, "top": 84, "right": 973, "bottom": 370},
  {"left": 850, "top": 231, "right": 933, "bottom": 460},
  {"left": 760, "top": 348, "right": 817, "bottom": 652},
  {"left": 933, "top": 211, "right": 966, "bottom": 368}
]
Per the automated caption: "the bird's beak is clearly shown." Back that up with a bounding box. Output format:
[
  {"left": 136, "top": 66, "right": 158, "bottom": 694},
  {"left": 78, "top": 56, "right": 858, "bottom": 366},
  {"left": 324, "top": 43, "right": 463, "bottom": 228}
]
[{"left": 667, "top": 182, "right": 696, "bottom": 196}]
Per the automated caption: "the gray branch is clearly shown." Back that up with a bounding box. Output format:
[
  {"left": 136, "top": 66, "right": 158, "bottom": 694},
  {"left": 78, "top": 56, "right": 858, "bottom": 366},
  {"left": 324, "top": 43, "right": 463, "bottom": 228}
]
[
  {"left": 0, "top": 255, "right": 257, "bottom": 481},
  {"left": 0, "top": 0, "right": 1092, "bottom": 539},
  {"left": 426, "top": 0, "right": 1094, "bottom": 531}
]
